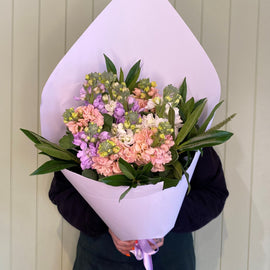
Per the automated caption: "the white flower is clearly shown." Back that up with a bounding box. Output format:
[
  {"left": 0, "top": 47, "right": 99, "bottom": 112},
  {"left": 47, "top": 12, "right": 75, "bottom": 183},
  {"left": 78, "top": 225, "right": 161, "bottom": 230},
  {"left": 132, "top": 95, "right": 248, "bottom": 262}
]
[
  {"left": 145, "top": 99, "right": 156, "bottom": 110},
  {"left": 118, "top": 129, "right": 134, "bottom": 146},
  {"left": 141, "top": 114, "right": 166, "bottom": 129},
  {"left": 105, "top": 100, "right": 117, "bottom": 116}
]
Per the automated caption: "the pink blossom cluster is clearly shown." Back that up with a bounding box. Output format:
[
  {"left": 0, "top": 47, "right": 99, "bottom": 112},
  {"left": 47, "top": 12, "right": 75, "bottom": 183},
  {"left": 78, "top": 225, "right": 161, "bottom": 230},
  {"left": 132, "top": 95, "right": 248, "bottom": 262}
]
[
  {"left": 65, "top": 104, "right": 104, "bottom": 134},
  {"left": 91, "top": 128, "right": 174, "bottom": 176}
]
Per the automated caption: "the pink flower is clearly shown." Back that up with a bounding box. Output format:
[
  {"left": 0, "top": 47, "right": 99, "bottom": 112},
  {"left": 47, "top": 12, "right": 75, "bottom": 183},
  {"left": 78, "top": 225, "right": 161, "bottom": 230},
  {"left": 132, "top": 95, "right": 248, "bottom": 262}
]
[
  {"left": 91, "top": 156, "right": 114, "bottom": 176},
  {"left": 81, "top": 104, "right": 104, "bottom": 126}
]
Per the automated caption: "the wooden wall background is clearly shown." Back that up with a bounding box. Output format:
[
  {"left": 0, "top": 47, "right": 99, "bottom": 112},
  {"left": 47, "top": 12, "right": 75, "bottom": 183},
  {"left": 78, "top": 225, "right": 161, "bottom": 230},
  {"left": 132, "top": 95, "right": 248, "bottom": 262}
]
[{"left": 0, "top": 0, "right": 269, "bottom": 269}]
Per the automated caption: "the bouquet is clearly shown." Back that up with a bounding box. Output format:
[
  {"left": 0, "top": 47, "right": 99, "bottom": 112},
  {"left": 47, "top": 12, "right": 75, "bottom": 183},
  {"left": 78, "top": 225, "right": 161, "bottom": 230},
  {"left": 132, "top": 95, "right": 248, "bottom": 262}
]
[
  {"left": 21, "top": 55, "right": 234, "bottom": 268},
  {"left": 21, "top": 54, "right": 234, "bottom": 198}
]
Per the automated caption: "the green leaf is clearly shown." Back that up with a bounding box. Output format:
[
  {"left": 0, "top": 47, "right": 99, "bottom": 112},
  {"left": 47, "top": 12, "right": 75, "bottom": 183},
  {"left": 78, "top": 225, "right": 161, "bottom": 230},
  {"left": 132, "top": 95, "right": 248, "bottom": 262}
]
[
  {"left": 59, "top": 132, "right": 75, "bottom": 149},
  {"left": 168, "top": 106, "right": 175, "bottom": 132},
  {"left": 177, "top": 130, "right": 233, "bottom": 153},
  {"left": 205, "top": 113, "right": 236, "bottom": 133},
  {"left": 172, "top": 160, "right": 183, "bottom": 179},
  {"left": 138, "top": 175, "right": 161, "bottom": 185},
  {"left": 20, "top": 128, "right": 41, "bottom": 144},
  {"left": 163, "top": 178, "right": 180, "bottom": 190},
  {"left": 182, "top": 167, "right": 191, "bottom": 194},
  {"left": 179, "top": 78, "right": 187, "bottom": 102},
  {"left": 31, "top": 160, "right": 77, "bottom": 175},
  {"left": 82, "top": 169, "right": 98, "bottom": 180},
  {"left": 168, "top": 148, "right": 179, "bottom": 165},
  {"left": 103, "top": 113, "right": 113, "bottom": 132},
  {"left": 119, "top": 186, "right": 132, "bottom": 201},
  {"left": 35, "top": 143, "right": 78, "bottom": 161},
  {"left": 182, "top": 97, "right": 195, "bottom": 118},
  {"left": 100, "top": 174, "right": 132, "bottom": 186},
  {"left": 21, "top": 128, "right": 74, "bottom": 153},
  {"left": 175, "top": 99, "right": 206, "bottom": 145},
  {"left": 119, "top": 68, "right": 124, "bottom": 83},
  {"left": 118, "top": 158, "right": 136, "bottom": 179},
  {"left": 125, "top": 60, "right": 141, "bottom": 89},
  {"left": 141, "top": 162, "right": 153, "bottom": 175},
  {"left": 198, "top": 100, "right": 224, "bottom": 134},
  {"left": 104, "top": 54, "right": 117, "bottom": 74},
  {"left": 194, "top": 98, "right": 207, "bottom": 110}
]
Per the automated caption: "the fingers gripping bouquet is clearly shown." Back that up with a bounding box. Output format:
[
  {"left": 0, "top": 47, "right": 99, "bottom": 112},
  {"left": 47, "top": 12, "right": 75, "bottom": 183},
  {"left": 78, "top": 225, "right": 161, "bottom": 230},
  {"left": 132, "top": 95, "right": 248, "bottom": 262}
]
[{"left": 21, "top": 55, "right": 234, "bottom": 269}]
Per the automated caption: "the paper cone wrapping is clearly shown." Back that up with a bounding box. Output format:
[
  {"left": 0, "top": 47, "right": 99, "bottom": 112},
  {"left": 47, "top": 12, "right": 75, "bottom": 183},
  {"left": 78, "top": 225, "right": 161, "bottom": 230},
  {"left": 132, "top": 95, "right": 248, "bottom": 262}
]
[
  {"left": 62, "top": 151, "right": 200, "bottom": 241},
  {"left": 40, "top": 0, "right": 220, "bottom": 241}
]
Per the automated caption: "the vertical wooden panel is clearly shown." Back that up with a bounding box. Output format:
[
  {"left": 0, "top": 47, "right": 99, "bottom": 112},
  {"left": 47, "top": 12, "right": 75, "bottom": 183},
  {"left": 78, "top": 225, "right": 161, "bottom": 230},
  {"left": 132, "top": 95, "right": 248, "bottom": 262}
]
[
  {"left": 249, "top": 1, "right": 270, "bottom": 269},
  {"left": 37, "top": 1, "right": 66, "bottom": 270},
  {"left": 195, "top": 0, "right": 229, "bottom": 270},
  {"left": 195, "top": 1, "right": 230, "bottom": 270},
  {"left": 66, "top": 0, "right": 93, "bottom": 50},
  {"left": 221, "top": 1, "right": 259, "bottom": 270},
  {"left": 93, "top": 0, "right": 111, "bottom": 18},
  {"left": 175, "top": 0, "right": 202, "bottom": 41},
  {"left": 11, "top": 0, "right": 39, "bottom": 269},
  {"left": 0, "top": 0, "right": 12, "bottom": 269},
  {"left": 61, "top": 1, "right": 94, "bottom": 269}
]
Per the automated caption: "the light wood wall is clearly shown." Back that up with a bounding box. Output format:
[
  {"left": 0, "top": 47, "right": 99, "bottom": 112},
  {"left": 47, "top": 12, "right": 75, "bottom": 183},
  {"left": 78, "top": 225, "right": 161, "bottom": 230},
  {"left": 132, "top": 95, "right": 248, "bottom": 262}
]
[{"left": 0, "top": 0, "right": 269, "bottom": 269}]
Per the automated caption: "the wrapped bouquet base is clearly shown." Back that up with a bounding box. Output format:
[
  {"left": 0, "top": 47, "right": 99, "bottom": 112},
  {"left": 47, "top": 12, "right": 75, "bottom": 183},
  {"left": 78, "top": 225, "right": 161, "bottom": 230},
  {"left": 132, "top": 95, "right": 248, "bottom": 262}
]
[{"left": 62, "top": 151, "right": 200, "bottom": 241}]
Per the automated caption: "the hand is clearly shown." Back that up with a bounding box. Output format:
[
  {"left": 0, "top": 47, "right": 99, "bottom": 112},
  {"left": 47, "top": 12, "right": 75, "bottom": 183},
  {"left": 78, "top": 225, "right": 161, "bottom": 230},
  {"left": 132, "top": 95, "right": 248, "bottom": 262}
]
[
  {"left": 109, "top": 229, "right": 136, "bottom": 256},
  {"left": 148, "top": 238, "right": 164, "bottom": 250}
]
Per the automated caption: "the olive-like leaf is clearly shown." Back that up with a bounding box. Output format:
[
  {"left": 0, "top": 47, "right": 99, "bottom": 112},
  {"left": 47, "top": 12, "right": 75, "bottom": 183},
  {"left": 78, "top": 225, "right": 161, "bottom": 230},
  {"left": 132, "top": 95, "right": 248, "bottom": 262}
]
[
  {"left": 177, "top": 130, "right": 233, "bottom": 153},
  {"left": 104, "top": 54, "right": 117, "bottom": 74},
  {"left": 59, "top": 132, "right": 75, "bottom": 149},
  {"left": 179, "top": 78, "right": 187, "bottom": 102},
  {"left": 119, "top": 68, "right": 124, "bottom": 83},
  {"left": 163, "top": 178, "right": 180, "bottom": 190},
  {"left": 82, "top": 169, "right": 98, "bottom": 180},
  {"left": 35, "top": 143, "right": 77, "bottom": 161},
  {"left": 125, "top": 60, "right": 141, "bottom": 88},
  {"left": 100, "top": 174, "right": 132, "bottom": 186},
  {"left": 198, "top": 100, "right": 224, "bottom": 134},
  {"left": 118, "top": 158, "right": 136, "bottom": 179},
  {"left": 31, "top": 160, "right": 77, "bottom": 175},
  {"left": 175, "top": 99, "right": 207, "bottom": 145}
]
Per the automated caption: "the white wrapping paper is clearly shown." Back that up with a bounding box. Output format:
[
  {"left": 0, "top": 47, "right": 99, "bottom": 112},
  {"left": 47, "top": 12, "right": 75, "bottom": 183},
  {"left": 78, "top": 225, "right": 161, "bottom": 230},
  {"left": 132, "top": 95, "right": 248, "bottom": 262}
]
[{"left": 40, "top": 0, "right": 220, "bottom": 241}]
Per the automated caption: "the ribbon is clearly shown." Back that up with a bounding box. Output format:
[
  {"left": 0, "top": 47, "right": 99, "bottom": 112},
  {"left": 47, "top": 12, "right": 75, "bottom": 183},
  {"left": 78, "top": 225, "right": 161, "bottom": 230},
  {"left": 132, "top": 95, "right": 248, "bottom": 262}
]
[{"left": 130, "top": 239, "right": 159, "bottom": 270}]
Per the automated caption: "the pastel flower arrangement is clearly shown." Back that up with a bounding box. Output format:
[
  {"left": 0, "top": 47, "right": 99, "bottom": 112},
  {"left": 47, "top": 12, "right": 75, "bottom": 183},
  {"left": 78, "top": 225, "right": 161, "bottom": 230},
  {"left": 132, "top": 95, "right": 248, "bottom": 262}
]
[{"left": 21, "top": 55, "right": 235, "bottom": 199}]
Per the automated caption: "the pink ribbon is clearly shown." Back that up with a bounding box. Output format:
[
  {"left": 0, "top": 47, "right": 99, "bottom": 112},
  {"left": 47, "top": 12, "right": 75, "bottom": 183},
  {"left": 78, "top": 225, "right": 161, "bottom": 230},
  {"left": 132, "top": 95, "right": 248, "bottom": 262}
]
[{"left": 131, "top": 239, "right": 159, "bottom": 270}]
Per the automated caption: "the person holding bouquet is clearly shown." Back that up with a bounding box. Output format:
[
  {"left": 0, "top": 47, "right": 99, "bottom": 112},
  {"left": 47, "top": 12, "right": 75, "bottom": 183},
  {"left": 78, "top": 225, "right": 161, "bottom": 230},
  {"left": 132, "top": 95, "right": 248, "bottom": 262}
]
[{"left": 49, "top": 146, "right": 228, "bottom": 270}]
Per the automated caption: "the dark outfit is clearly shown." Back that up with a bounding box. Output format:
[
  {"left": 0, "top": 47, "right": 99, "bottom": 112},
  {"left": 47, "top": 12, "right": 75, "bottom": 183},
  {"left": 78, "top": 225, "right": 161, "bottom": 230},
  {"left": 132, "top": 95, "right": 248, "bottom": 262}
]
[{"left": 49, "top": 147, "right": 228, "bottom": 269}]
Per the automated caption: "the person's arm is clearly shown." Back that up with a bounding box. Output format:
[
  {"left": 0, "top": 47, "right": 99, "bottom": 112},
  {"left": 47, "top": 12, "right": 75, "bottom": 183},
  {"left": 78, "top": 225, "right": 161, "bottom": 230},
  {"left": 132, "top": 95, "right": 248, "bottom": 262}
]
[
  {"left": 172, "top": 147, "right": 229, "bottom": 232},
  {"left": 49, "top": 171, "right": 108, "bottom": 237}
]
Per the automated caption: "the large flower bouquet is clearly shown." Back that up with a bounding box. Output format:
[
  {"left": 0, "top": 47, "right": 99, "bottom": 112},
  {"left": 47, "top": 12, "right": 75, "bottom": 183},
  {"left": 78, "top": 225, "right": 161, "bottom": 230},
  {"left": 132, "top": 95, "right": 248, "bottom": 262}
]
[
  {"left": 21, "top": 55, "right": 234, "bottom": 200},
  {"left": 21, "top": 55, "right": 234, "bottom": 269}
]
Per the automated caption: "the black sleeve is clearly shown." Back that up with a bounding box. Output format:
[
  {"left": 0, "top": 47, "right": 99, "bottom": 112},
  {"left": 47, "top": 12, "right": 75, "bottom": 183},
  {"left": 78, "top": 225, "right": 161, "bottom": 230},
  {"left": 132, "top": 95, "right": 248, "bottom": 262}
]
[
  {"left": 49, "top": 171, "right": 108, "bottom": 237},
  {"left": 172, "top": 147, "right": 229, "bottom": 232}
]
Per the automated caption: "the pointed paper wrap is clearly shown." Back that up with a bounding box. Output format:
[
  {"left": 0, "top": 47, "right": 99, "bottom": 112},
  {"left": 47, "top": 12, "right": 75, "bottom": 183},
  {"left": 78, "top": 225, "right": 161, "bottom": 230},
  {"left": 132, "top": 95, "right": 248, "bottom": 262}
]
[{"left": 40, "top": 0, "right": 220, "bottom": 241}]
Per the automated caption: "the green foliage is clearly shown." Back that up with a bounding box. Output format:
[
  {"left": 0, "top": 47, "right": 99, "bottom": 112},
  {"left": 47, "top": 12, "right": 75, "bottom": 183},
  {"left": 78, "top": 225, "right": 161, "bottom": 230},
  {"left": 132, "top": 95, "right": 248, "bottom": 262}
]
[
  {"left": 104, "top": 54, "right": 117, "bottom": 75},
  {"left": 125, "top": 60, "right": 141, "bottom": 90},
  {"left": 31, "top": 160, "right": 77, "bottom": 175},
  {"left": 59, "top": 132, "right": 75, "bottom": 149}
]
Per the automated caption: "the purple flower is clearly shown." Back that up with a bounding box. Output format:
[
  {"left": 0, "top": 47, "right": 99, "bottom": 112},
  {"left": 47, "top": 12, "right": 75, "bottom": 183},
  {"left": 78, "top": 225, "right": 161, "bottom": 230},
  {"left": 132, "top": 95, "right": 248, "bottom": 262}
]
[
  {"left": 132, "top": 100, "right": 141, "bottom": 112},
  {"left": 93, "top": 94, "right": 107, "bottom": 113},
  {"left": 127, "top": 96, "right": 135, "bottom": 105},
  {"left": 73, "top": 132, "right": 87, "bottom": 150},
  {"left": 113, "top": 102, "right": 125, "bottom": 120},
  {"left": 77, "top": 148, "right": 93, "bottom": 170},
  {"left": 99, "top": 131, "right": 111, "bottom": 142}
]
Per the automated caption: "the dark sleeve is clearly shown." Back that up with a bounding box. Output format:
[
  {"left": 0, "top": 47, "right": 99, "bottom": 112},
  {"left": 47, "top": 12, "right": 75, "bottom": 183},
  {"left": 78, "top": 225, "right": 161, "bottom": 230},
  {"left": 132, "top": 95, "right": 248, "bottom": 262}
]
[
  {"left": 49, "top": 171, "right": 108, "bottom": 237},
  {"left": 172, "top": 147, "right": 229, "bottom": 232}
]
